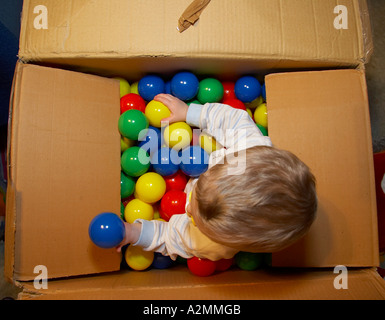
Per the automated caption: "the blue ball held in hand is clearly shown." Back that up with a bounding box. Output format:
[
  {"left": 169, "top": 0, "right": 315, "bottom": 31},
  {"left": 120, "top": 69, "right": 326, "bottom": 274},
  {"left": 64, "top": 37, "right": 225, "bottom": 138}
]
[{"left": 88, "top": 212, "right": 125, "bottom": 249}]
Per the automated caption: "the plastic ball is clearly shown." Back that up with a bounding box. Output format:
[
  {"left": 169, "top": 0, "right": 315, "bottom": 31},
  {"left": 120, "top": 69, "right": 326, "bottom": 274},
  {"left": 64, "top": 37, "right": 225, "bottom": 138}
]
[
  {"left": 120, "top": 93, "right": 146, "bottom": 114},
  {"left": 199, "top": 133, "right": 220, "bottom": 154},
  {"left": 261, "top": 83, "right": 266, "bottom": 101},
  {"left": 120, "top": 136, "right": 135, "bottom": 153},
  {"left": 145, "top": 100, "right": 171, "bottom": 127},
  {"left": 121, "top": 171, "right": 135, "bottom": 199},
  {"left": 124, "top": 198, "right": 154, "bottom": 223},
  {"left": 246, "top": 108, "right": 253, "bottom": 119},
  {"left": 121, "top": 146, "right": 150, "bottom": 177},
  {"left": 171, "top": 72, "right": 199, "bottom": 101},
  {"left": 88, "top": 212, "right": 125, "bottom": 249},
  {"left": 159, "top": 190, "right": 187, "bottom": 221},
  {"left": 215, "top": 258, "right": 234, "bottom": 272},
  {"left": 222, "top": 81, "right": 236, "bottom": 100},
  {"left": 114, "top": 77, "right": 131, "bottom": 98},
  {"left": 253, "top": 103, "right": 268, "bottom": 128},
  {"left": 187, "top": 99, "right": 201, "bottom": 106},
  {"left": 163, "top": 122, "right": 192, "bottom": 150},
  {"left": 197, "top": 78, "right": 224, "bottom": 104},
  {"left": 138, "top": 126, "right": 162, "bottom": 156},
  {"left": 165, "top": 81, "right": 172, "bottom": 94},
  {"left": 187, "top": 257, "right": 216, "bottom": 277},
  {"left": 245, "top": 96, "right": 264, "bottom": 110},
  {"left": 257, "top": 124, "right": 268, "bottom": 136},
  {"left": 151, "top": 147, "right": 180, "bottom": 176},
  {"left": 152, "top": 252, "right": 175, "bottom": 269},
  {"left": 138, "top": 75, "right": 165, "bottom": 101},
  {"left": 222, "top": 98, "right": 246, "bottom": 110},
  {"left": 131, "top": 81, "right": 139, "bottom": 95},
  {"left": 235, "top": 252, "right": 263, "bottom": 271},
  {"left": 179, "top": 145, "right": 209, "bottom": 177},
  {"left": 118, "top": 109, "right": 149, "bottom": 140},
  {"left": 135, "top": 172, "right": 166, "bottom": 203},
  {"left": 164, "top": 170, "right": 188, "bottom": 191},
  {"left": 234, "top": 76, "right": 262, "bottom": 103},
  {"left": 125, "top": 245, "right": 154, "bottom": 271}
]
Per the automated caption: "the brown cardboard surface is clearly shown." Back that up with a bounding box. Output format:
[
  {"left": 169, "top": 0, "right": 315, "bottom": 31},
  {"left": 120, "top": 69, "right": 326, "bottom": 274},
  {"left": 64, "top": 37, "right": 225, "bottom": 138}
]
[
  {"left": 17, "top": 266, "right": 385, "bottom": 300},
  {"left": 5, "top": 63, "right": 122, "bottom": 281},
  {"left": 19, "top": 0, "right": 370, "bottom": 73},
  {"left": 267, "top": 69, "right": 378, "bottom": 267}
]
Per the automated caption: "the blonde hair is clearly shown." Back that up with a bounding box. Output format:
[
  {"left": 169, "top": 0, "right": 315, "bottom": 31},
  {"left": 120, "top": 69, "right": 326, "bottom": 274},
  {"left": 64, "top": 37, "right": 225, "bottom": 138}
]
[{"left": 194, "top": 146, "right": 317, "bottom": 253}]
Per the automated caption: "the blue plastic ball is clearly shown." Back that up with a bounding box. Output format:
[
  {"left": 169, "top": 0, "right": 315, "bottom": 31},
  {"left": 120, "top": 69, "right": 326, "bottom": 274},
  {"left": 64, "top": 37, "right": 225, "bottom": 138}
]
[
  {"left": 88, "top": 212, "right": 125, "bottom": 249},
  {"left": 179, "top": 146, "right": 209, "bottom": 177},
  {"left": 165, "top": 81, "right": 172, "bottom": 94},
  {"left": 261, "top": 83, "right": 266, "bottom": 101},
  {"left": 151, "top": 147, "right": 180, "bottom": 176},
  {"left": 138, "top": 75, "right": 165, "bottom": 101},
  {"left": 171, "top": 72, "right": 199, "bottom": 101},
  {"left": 234, "top": 76, "right": 262, "bottom": 103},
  {"left": 152, "top": 252, "right": 175, "bottom": 269},
  {"left": 138, "top": 126, "right": 162, "bottom": 156}
]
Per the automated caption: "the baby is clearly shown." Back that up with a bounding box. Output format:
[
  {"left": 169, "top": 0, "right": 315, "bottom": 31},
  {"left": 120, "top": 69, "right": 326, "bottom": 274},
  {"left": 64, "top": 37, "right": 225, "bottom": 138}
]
[{"left": 116, "top": 94, "right": 317, "bottom": 261}]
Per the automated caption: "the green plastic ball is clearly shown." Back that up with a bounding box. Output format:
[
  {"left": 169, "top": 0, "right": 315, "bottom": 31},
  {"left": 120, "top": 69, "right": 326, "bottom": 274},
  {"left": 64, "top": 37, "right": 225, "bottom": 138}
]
[
  {"left": 197, "top": 78, "right": 224, "bottom": 104},
  {"left": 121, "top": 146, "right": 150, "bottom": 177},
  {"left": 235, "top": 252, "right": 263, "bottom": 271},
  {"left": 118, "top": 109, "right": 149, "bottom": 140},
  {"left": 121, "top": 171, "right": 135, "bottom": 198},
  {"left": 256, "top": 123, "right": 268, "bottom": 136}
]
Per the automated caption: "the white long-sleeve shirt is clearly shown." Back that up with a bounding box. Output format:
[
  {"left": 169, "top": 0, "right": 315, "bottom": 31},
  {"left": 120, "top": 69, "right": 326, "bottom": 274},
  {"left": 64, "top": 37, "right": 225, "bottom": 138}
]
[{"left": 133, "top": 102, "right": 272, "bottom": 261}]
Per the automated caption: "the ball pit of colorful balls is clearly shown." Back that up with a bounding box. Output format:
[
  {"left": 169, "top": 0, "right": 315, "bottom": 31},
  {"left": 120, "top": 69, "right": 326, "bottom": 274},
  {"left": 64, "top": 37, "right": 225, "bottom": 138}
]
[{"left": 90, "top": 71, "right": 270, "bottom": 275}]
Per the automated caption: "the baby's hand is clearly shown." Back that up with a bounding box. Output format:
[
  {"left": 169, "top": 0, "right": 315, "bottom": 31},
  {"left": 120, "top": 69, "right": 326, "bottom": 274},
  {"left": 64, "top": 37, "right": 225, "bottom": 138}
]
[
  {"left": 154, "top": 94, "right": 189, "bottom": 124},
  {"left": 116, "top": 222, "right": 142, "bottom": 253}
]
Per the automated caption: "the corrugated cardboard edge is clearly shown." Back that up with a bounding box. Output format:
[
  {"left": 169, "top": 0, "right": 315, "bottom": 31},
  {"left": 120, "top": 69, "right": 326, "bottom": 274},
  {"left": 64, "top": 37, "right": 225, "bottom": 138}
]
[
  {"left": 16, "top": 267, "right": 385, "bottom": 300},
  {"left": 4, "top": 62, "right": 25, "bottom": 284},
  {"left": 358, "top": 0, "right": 374, "bottom": 63},
  {"left": 17, "top": 0, "right": 369, "bottom": 69}
]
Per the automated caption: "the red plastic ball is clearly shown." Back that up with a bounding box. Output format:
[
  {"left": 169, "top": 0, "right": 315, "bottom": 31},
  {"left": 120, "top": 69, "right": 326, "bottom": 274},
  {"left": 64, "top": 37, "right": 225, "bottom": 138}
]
[
  {"left": 159, "top": 190, "right": 187, "bottom": 221},
  {"left": 163, "top": 171, "right": 188, "bottom": 192},
  {"left": 187, "top": 257, "right": 216, "bottom": 277},
  {"left": 215, "top": 258, "right": 234, "bottom": 272},
  {"left": 222, "top": 82, "right": 236, "bottom": 101},
  {"left": 222, "top": 98, "right": 246, "bottom": 110},
  {"left": 120, "top": 93, "right": 146, "bottom": 114}
]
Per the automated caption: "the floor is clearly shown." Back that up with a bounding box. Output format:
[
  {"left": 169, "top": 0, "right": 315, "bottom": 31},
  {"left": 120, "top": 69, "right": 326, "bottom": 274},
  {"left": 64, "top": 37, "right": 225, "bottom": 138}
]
[{"left": 1, "top": 0, "right": 385, "bottom": 299}]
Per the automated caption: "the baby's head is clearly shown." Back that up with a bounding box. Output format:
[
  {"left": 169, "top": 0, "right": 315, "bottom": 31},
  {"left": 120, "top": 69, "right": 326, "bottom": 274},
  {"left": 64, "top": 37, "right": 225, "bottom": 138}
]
[{"left": 187, "top": 146, "right": 317, "bottom": 253}]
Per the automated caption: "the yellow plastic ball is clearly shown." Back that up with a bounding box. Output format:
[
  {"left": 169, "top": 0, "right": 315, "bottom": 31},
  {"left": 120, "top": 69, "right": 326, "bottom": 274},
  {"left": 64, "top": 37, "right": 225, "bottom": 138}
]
[
  {"left": 199, "top": 133, "right": 220, "bottom": 154},
  {"left": 124, "top": 198, "right": 154, "bottom": 223},
  {"left": 254, "top": 103, "right": 268, "bottom": 128},
  {"left": 135, "top": 172, "right": 166, "bottom": 203},
  {"left": 125, "top": 245, "right": 154, "bottom": 271},
  {"left": 164, "top": 122, "right": 192, "bottom": 150},
  {"left": 120, "top": 136, "right": 135, "bottom": 153},
  {"left": 131, "top": 81, "right": 139, "bottom": 95},
  {"left": 145, "top": 100, "right": 171, "bottom": 127},
  {"left": 245, "top": 96, "right": 263, "bottom": 110},
  {"left": 114, "top": 77, "right": 131, "bottom": 98}
]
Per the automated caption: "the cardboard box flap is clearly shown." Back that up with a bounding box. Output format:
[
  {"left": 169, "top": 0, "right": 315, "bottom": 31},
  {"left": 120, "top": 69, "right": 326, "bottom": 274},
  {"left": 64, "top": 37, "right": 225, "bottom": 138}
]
[
  {"left": 17, "top": 267, "right": 385, "bottom": 300},
  {"left": 19, "top": 0, "right": 370, "bottom": 68},
  {"left": 267, "top": 69, "right": 378, "bottom": 267},
  {"left": 5, "top": 63, "right": 121, "bottom": 281}
]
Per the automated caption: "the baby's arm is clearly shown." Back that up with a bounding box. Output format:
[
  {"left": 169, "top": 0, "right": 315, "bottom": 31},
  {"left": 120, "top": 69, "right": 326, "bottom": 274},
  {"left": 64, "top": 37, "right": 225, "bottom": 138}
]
[
  {"left": 116, "top": 215, "right": 237, "bottom": 261},
  {"left": 188, "top": 101, "right": 272, "bottom": 150},
  {"left": 154, "top": 93, "right": 271, "bottom": 150}
]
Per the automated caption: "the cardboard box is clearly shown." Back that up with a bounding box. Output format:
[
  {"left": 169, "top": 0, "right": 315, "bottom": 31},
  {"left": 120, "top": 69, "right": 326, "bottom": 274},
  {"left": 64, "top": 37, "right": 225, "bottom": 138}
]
[
  {"left": 5, "top": 0, "right": 385, "bottom": 299},
  {"left": 19, "top": 0, "right": 372, "bottom": 77}
]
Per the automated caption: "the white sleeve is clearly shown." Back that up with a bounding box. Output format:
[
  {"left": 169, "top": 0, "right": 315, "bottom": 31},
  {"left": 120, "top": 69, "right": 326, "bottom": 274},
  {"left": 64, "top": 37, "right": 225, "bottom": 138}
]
[
  {"left": 187, "top": 102, "right": 272, "bottom": 151},
  {"left": 133, "top": 214, "right": 238, "bottom": 261}
]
